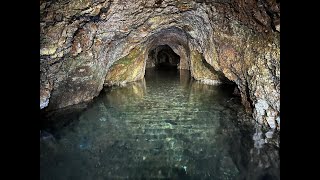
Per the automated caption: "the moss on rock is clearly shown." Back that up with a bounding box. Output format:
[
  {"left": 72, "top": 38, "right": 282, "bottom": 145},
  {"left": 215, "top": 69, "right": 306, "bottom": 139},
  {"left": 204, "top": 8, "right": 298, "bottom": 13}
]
[
  {"left": 105, "top": 47, "right": 145, "bottom": 86},
  {"left": 190, "top": 50, "right": 220, "bottom": 82}
]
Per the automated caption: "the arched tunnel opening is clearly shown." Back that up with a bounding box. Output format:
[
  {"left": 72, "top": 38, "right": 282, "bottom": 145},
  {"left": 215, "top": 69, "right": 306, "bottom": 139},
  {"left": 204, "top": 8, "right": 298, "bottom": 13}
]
[
  {"left": 146, "top": 45, "right": 181, "bottom": 71},
  {"left": 155, "top": 45, "right": 180, "bottom": 70},
  {"left": 143, "top": 42, "right": 240, "bottom": 102}
]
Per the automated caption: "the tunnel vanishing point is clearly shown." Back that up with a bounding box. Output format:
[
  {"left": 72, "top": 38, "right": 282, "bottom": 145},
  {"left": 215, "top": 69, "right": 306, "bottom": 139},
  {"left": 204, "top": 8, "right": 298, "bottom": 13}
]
[{"left": 40, "top": 0, "right": 280, "bottom": 130}]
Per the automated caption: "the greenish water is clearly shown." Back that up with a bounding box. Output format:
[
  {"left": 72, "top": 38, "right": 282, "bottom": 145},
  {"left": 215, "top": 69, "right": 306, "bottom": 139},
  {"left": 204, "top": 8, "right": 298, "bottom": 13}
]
[{"left": 40, "top": 68, "right": 279, "bottom": 180}]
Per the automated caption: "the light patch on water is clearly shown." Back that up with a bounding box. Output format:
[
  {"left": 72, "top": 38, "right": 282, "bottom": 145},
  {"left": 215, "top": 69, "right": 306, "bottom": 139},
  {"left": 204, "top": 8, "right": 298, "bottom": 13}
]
[{"left": 199, "top": 79, "right": 221, "bottom": 85}]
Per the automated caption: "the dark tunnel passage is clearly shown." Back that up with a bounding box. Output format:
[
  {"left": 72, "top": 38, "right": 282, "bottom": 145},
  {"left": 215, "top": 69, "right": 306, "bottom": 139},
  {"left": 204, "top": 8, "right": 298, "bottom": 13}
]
[{"left": 147, "top": 45, "right": 181, "bottom": 71}]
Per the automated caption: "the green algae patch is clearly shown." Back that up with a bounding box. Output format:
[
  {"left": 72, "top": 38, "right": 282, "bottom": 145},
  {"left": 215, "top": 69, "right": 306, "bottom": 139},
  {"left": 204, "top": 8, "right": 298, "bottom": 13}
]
[
  {"left": 113, "top": 47, "right": 141, "bottom": 66},
  {"left": 190, "top": 50, "right": 219, "bottom": 81},
  {"left": 105, "top": 47, "right": 145, "bottom": 86}
]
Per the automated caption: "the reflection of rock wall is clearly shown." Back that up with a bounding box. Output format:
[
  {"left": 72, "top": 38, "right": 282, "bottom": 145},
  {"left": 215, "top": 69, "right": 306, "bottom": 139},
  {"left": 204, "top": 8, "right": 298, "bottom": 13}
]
[
  {"left": 179, "top": 70, "right": 191, "bottom": 89},
  {"left": 40, "top": 103, "right": 88, "bottom": 130},
  {"left": 103, "top": 79, "right": 146, "bottom": 108},
  {"left": 40, "top": 0, "right": 280, "bottom": 129},
  {"left": 188, "top": 80, "right": 226, "bottom": 105}
]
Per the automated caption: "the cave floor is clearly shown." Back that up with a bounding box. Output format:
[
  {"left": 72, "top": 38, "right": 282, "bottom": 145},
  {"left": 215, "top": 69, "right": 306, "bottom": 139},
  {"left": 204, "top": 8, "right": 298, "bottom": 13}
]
[{"left": 40, "top": 68, "right": 279, "bottom": 180}]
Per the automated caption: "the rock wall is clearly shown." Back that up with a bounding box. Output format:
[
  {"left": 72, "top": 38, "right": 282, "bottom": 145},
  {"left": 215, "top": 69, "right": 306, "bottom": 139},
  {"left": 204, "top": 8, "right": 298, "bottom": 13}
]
[
  {"left": 40, "top": 0, "right": 280, "bottom": 130},
  {"left": 104, "top": 47, "right": 145, "bottom": 86}
]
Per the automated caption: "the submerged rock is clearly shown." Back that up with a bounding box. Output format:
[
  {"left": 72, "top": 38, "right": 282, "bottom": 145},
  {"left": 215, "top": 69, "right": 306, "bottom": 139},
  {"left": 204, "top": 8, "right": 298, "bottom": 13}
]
[{"left": 165, "top": 119, "right": 178, "bottom": 125}]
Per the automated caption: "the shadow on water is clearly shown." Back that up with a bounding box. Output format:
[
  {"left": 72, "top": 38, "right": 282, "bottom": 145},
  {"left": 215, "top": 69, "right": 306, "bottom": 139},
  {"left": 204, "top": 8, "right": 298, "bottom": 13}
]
[{"left": 40, "top": 68, "right": 279, "bottom": 180}]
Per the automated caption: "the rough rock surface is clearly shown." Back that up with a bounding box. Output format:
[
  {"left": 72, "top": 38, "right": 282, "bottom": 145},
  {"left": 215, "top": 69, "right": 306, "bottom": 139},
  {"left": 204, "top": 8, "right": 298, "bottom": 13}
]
[{"left": 40, "top": 0, "right": 280, "bottom": 130}]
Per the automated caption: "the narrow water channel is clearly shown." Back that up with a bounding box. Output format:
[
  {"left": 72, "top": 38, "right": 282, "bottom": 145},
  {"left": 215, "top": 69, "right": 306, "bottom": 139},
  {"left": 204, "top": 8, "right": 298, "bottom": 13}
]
[{"left": 40, "top": 68, "right": 279, "bottom": 180}]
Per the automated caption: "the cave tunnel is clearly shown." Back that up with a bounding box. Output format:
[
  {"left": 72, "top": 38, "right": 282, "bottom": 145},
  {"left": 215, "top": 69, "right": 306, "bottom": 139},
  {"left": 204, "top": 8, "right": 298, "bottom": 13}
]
[
  {"left": 144, "top": 40, "right": 237, "bottom": 91},
  {"left": 156, "top": 45, "right": 180, "bottom": 70},
  {"left": 147, "top": 45, "right": 181, "bottom": 71},
  {"left": 40, "top": 0, "right": 280, "bottom": 177}
]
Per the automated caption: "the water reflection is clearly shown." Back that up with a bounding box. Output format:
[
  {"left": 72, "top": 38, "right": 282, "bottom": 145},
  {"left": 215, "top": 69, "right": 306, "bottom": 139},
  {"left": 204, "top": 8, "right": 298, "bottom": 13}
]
[
  {"left": 103, "top": 78, "right": 146, "bottom": 108},
  {"left": 40, "top": 68, "right": 279, "bottom": 180}
]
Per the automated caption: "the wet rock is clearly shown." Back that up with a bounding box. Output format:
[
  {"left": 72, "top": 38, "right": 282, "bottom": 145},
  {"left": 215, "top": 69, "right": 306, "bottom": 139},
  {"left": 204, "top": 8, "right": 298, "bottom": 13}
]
[
  {"left": 165, "top": 119, "right": 178, "bottom": 125},
  {"left": 275, "top": 24, "right": 280, "bottom": 32},
  {"left": 104, "top": 47, "right": 145, "bottom": 86},
  {"left": 265, "top": 130, "right": 274, "bottom": 139}
]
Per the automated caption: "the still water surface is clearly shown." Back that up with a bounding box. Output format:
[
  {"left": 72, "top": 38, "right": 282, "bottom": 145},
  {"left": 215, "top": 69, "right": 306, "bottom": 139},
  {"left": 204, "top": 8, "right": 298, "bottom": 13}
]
[{"left": 40, "top": 68, "right": 279, "bottom": 180}]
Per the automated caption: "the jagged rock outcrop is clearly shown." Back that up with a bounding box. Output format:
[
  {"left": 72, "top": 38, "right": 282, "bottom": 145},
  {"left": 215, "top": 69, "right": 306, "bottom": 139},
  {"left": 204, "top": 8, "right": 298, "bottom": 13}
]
[{"left": 40, "top": 0, "right": 280, "bottom": 129}]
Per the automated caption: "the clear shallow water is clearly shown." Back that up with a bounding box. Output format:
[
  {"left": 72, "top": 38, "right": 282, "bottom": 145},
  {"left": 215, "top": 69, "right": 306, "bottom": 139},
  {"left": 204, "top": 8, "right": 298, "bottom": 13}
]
[{"left": 40, "top": 68, "right": 279, "bottom": 180}]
